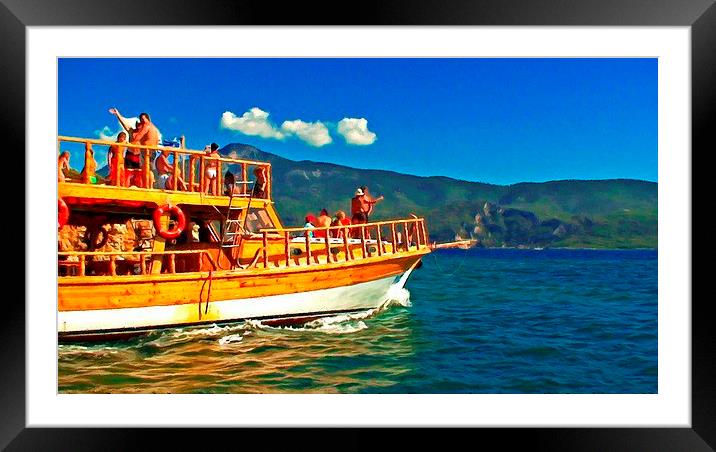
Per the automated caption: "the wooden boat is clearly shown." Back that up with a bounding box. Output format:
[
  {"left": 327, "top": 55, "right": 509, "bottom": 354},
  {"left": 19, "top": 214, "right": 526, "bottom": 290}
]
[{"left": 57, "top": 136, "right": 431, "bottom": 341}]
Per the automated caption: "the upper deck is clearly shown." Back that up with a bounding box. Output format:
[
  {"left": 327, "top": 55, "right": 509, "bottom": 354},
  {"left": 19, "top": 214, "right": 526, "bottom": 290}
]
[{"left": 58, "top": 136, "right": 273, "bottom": 210}]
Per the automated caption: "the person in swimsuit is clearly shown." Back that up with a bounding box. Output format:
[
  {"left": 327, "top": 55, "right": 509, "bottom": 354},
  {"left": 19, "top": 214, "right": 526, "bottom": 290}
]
[
  {"left": 203, "top": 143, "right": 220, "bottom": 195},
  {"left": 107, "top": 132, "right": 126, "bottom": 186},
  {"left": 58, "top": 151, "right": 71, "bottom": 182}
]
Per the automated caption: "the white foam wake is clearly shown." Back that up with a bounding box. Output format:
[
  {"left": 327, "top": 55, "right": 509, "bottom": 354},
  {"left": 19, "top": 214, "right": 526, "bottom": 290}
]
[{"left": 240, "top": 286, "right": 412, "bottom": 335}]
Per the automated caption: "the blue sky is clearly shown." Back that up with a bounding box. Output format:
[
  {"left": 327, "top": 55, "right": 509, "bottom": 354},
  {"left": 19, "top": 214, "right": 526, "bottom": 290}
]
[{"left": 58, "top": 58, "right": 657, "bottom": 185}]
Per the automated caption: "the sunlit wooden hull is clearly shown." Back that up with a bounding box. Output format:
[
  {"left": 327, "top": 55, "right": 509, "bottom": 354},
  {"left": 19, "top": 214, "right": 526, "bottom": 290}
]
[{"left": 58, "top": 253, "right": 425, "bottom": 341}]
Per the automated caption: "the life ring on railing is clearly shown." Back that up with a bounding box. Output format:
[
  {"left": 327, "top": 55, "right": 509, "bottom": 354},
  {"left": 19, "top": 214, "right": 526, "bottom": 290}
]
[
  {"left": 58, "top": 198, "right": 69, "bottom": 228},
  {"left": 153, "top": 204, "right": 186, "bottom": 240}
]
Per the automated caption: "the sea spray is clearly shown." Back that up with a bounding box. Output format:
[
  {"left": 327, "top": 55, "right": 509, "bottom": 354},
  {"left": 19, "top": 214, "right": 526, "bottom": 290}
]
[{"left": 218, "top": 334, "right": 244, "bottom": 345}]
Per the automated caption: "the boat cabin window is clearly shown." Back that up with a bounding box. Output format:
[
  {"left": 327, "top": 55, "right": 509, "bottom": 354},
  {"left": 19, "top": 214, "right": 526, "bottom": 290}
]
[{"left": 244, "top": 207, "right": 275, "bottom": 233}]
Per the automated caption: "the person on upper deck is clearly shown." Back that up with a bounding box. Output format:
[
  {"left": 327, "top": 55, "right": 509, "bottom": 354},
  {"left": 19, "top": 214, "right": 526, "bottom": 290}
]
[
  {"left": 155, "top": 150, "right": 187, "bottom": 190},
  {"left": 314, "top": 209, "right": 332, "bottom": 239},
  {"left": 304, "top": 214, "right": 316, "bottom": 239},
  {"left": 109, "top": 108, "right": 161, "bottom": 187},
  {"left": 58, "top": 151, "right": 71, "bottom": 182},
  {"left": 106, "top": 132, "right": 127, "bottom": 186},
  {"left": 359, "top": 185, "right": 383, "bottom": 222},
  {"left": 223, "top": 170, "right": 240, "bottom": 196},
  {"left": 203, "top": 143, "right": 220, "bottom": 195},
  {"left": 331, "top": 210, "right": 351, "bottom": 238},
  {"left": 80, "top": 146, "right": 97, "bottom": 184},
  {"left": 109, "top": 108, "right": 160, "bottom": 148},
  {"left": 350, "top": 186, "right": 384, "bottom": 224},
  {"left": 252, "top": 166, "right": 268, "bottom": 199}
]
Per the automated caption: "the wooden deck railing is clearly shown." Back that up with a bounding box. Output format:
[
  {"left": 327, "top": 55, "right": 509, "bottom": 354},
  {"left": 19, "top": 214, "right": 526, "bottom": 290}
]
[
  {"left": 57, "top": 136, "right": 271, "bottom": 199},
  {"left": 57, "top": 218, "right": 429, "bottom": 277},
  {"left": 258, "top": 217, "right": 429, "bottom": 268},
  {"left": 58, "top": 249, "right": 218, "bottom": 277}
]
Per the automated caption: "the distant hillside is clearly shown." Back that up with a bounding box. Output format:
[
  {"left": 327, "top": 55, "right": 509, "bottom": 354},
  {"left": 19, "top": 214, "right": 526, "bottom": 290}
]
[{"left": 220, "top": 143, "right": 657, "bottom": 249}]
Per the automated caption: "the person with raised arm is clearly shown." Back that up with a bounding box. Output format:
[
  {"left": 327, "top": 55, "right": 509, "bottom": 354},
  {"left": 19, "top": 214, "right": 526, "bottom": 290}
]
[
  {"left": 108, "top": 108, "right": 161, "bottom": 187},
  {"left": 360, "top": 185, "right": 384, "bottom": 222}
]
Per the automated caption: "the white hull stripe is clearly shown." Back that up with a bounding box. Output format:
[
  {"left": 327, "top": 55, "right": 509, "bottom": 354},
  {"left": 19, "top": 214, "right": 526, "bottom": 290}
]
[{"left": 59, "top": 272, "right": 411, "bottom": 335}]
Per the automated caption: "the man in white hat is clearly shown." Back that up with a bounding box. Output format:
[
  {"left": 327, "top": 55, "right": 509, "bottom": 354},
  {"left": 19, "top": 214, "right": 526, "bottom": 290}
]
[{"left": 351, "top": 186, "right": 384, "bottom": 224}]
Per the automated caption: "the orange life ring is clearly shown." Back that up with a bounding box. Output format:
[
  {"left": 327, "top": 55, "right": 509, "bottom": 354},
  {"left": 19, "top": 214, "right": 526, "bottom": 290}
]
[
  {"left": 153, "top": 204, "right": 186, "bottom": 240},
  {"left": 58, "top": 198, "right": 69, "bottom": 228}
]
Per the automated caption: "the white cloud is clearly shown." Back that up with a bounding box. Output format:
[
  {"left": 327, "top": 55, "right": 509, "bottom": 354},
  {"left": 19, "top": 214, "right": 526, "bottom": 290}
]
[
  {"left": 220, "top": 108, "right": 285, "bottom": 140},
  {"left": 221, "top": 108, "right": 377, "bottom": 148},
  {"left": 337, "top": 118, "right": 377, "bottom": 145},
  {"left": 95, "top": 126, "right": 120, "bottom": 142},
  {"left": 280, "top": 120, "right": 332, "bottom": 147}
]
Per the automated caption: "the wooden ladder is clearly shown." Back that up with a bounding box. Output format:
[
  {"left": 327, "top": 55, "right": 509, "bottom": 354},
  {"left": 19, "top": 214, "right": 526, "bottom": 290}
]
[{"left": 219, "top": 182, "right": 256, "bottom": 269}]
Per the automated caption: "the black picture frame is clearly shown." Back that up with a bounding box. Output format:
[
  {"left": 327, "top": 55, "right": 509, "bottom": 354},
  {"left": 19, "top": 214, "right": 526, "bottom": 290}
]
[{"left": 4, "top": 0, "right": 711, "bottom": 449}]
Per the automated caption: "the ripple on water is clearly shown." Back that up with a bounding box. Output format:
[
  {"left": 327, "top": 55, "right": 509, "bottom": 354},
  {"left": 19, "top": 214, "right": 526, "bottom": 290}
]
[{"left": 58, "top": 249, "right": 657, "bottom": 394}]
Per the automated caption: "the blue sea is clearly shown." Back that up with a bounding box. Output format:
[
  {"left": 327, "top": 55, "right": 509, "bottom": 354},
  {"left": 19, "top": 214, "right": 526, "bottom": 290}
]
[{"left": 58, "top": 248, "right": 657, "bottom": 394}]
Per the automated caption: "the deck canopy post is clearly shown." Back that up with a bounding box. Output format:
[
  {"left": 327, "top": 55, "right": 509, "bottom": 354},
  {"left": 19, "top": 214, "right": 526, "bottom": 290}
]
[
  {"left": 403, "top": 222, "right": 411, "bottom": 252},
  {"left": 217, "top": 161, "right": 223, "bottom": 196},
  {"left": 360, "top": 226, "right": 367, "bottom": 258},
  {"left": 284, "top": 231, "right": 291, "bottom": 267},
  {"left": 143, "top": 148, "right": 151, "bottom": 188},
  {"left": 262, "top": 231, "right": 269, "bottom": 268},
  {"left": 343, "top": 230, "right": 350, "bottom": 261},
  {"left": 168, "top": 253, "right": 176, "bottom": 274},
  {"left": 241, "top": 163, "right": 248, "bottom": 195},
  {"left": 199, "top": 156, "right": 205, "bottom": 194},
  {"left": 116, "top": 145, "right": 124, "bottom": 187},
  {"left": 391, "top": 223, "right": 398, "bottom": 254},
  {"left": 421, "top": 219, "right": 429, "bottom": 248},
  {"left": 172, "top": 151, "right": 179, "bottom": 191},
  {"left": 376, "top": 225, "right": 383, "bottom": 256},
  {"left": 305, "top": 233, "right": 312, "bottom": 265},
  {"left": 324, "top": 230, "right": 331, "bottom": 263},
  {"left": 188, "top": 155, "right": 196, "bottom": 192}
]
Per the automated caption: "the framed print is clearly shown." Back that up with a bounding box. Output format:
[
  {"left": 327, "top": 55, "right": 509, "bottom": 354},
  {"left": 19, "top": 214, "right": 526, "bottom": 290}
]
[{"left": 4, "top": 0, "right": 712, "bottom": 449}]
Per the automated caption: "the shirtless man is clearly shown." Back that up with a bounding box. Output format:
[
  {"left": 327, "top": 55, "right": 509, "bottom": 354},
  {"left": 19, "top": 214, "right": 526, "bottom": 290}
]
[
  {"left": 155, "top": 150, "right": 187, "bottom": 191},
  {"left": 109, "top": 108, "right": 161, "bottom": 187},
  {"left": 109, "top": 108, "right": 160, "bottom": 147},
  {"left": 350, "top": 187, "right": 384, "bottom": 223},
  {"left": 360, "top": 185, "right": 384, "bottom": 221},
  {"left": 314, "top": 209, "right": 332, "bottom": 238},
  {"left": 58, "top": 151, "right": 71, "bottom": 182}
]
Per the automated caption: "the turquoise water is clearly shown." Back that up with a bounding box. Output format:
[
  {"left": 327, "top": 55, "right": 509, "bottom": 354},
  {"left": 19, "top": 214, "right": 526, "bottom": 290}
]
[{"left": 58, "top": 248, "right": 657, "bottom": 393}]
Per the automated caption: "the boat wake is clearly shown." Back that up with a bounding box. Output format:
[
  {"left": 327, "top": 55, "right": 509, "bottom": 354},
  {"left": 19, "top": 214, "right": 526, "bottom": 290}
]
[{"left": 219, "top": 287, "right": 412, "bottom": 341}]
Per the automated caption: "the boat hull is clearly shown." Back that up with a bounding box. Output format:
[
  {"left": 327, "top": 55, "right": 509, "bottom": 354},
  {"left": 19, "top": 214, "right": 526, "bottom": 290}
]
[{"left": 58, "top": 254, "right": 424, "bottom": 341}]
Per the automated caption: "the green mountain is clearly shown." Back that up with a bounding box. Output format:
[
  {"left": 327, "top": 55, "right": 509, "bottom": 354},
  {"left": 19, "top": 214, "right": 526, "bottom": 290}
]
[{"left": 220, "top": 143, "right": 657, "bottom": 249}]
